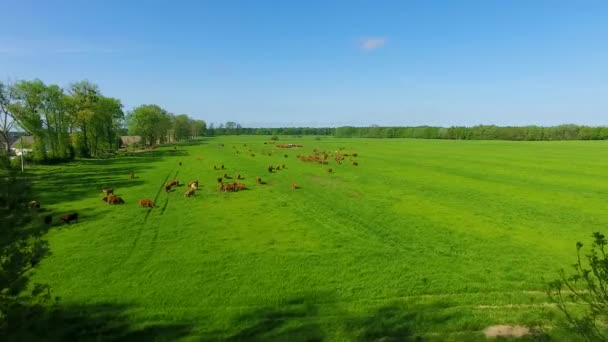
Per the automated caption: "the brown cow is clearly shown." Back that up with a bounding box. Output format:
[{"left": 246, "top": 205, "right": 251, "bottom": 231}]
[
  {"left": 60, "top": 212, "right": 78, "bottom": 224},
  {"left": 108, "top": 196, "right": 125, "bottom": 205},
  {"left": 352, "top": 161, "right": 358, "bottom": 166},
  {"left": 291, "top": 183, "right": 299, "bottom": 190},
  {"left": 139, "top": 199, "right": 155, "bottom": 208},
  {"left": 256, "top": 177, "right": 262, "bottom": 184},
  {"left": 165, "top": 184, "right": 173, "bottom": 193},
  {"left": 184, "top": 188, "right": 195, "bottom": 198},
  {"left": 236, "top": 183, "right": 245, "bottom": 191},
  {"left": 102, "top": 188, "right": 113, "bottom": 196},
  {"left": 224, "top": 183, "right": 236, "bottom": 192}
]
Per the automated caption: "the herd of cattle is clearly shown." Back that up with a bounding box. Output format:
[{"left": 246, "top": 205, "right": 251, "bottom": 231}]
[{"left": 32, "top": 142, "right": 360, "bottom": 227}]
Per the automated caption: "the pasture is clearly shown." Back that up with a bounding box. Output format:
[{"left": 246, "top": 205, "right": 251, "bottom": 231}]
[{"left": 26, "top": 136, "right": 608, "bottom": 340}]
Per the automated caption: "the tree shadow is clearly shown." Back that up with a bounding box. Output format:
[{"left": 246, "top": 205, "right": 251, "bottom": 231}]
[
  {"left": 3, "top": 302, "right": 194, "bottom": 341},
  {"left": 202, "top": 295, "right": 473, "bottom": 341}
]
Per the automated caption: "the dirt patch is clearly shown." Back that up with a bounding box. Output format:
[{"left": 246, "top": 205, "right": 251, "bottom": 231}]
[{"left": 483, "top": 325, "right": 531, "bottom": 338}]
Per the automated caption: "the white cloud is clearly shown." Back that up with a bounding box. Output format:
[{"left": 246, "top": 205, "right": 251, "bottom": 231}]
[{"left": 358, "top": 37, "right": 387, "bottom": 51}]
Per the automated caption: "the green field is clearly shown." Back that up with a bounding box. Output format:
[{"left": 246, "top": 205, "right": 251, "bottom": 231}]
[{"left": 26, "top": 136, "right": 608, "bottom": 340}]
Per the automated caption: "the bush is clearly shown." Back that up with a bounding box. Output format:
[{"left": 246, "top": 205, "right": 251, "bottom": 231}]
[
  {"left": 547, "top": 232, "right": 608, "bottom": 341},
  {"left": 9, "top": 157, "right": 22, "bottom": 170},
  {"left": 270, "top": 135, "right": 279, "bottom": 141}
]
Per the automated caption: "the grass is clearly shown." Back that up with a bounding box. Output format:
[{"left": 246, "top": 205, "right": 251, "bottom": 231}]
[{"left": 24, "top": 136, "right": 608, "bottom": 340}]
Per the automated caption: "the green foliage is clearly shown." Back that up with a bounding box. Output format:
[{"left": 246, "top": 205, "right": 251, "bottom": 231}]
[
  {"left": 547, "top": 232, "right": 608, "bottom": 341},
  {"left": 270, "top": 135, "right": 279, "bottom": 141},
  {"left": 127, "top": 104, "right": 172, "bottom": 146},
  {"left": 334, "top": 124, "right": 608, "bottom": 140},
  {"left": 0, "top": 156, "right": 51, "bottom": 334}
]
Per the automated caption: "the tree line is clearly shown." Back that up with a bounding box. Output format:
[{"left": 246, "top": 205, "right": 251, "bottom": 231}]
[
  {"left": 0, "top": 80, "right": 206, "bottom": 163},
  {"left": 334, "top": 125, "right": 608, "bottom": 140}
]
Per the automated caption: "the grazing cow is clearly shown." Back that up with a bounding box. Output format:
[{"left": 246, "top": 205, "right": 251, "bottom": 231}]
[
  {"left": 43, "top": 215, "right": 52, "bottom": 225},
  {"left": 187, "top": 180, "right": 199, "bottom": 189},
  {"left": 102, "top": 188, "right": 113, "bottom": 196},
  {"left": 223, "top": 173, "right": 231, "bottom": 179},
  {"left": 184, "top": 188, "right": 195, "bottom": 198},
  {"left": 236, "top": 174, "right": 241, "bottom": 180},
  {"left": 224, "top": 183, "right": 236, "bottom": 192},
  {"left": 214, "top": 165, "right": 219, "bottom": 170},
  {"left": 60, "top": 212, "right": 78, "bottom": 224},
  {"left": 275, "top": 165, "right": 281, "bottom": 171},
  {"left": 352, "top": 153, "right": 358, "bottom": 157},
  {"left": 139, "top": 199, "right": 155, "bottom": 208},
  {"left": 29, "top": 200, "right": 40, "bottom": 209},
  {"left": 167, "top": 179, "right": 179, "bottom": 187},
  {"left": 236, "top": 183, "right": 245, "bottom": 191},
  {"left": 256, "top": 177, "right": 262, "bottom": 184},
  {"left": 165, "top": 184, "right": 173, "bottom": 193},
  {"left": 221, "top": 164, "right": 225, "bottom": 170},
  {"left": 217, "top": 177, "right": 223, "bottom": 183},
  {"left": 352, "top": 161, "right": 358, "bottom": 166},
  {"left": 291, "top": 183, "right": 298, "bottom": 189},
  {"left": 327, "top": 168, "right": 333, "bottom": 173},
  {"left": 282, "top": 164, "right": 286, "bottom": 169},
  {"left": 218, "top": 182, "right": 225, "bottom": 191},
  {"left": 268, "top": 165, "right": 273, "bottom": 173},
  {"left": 108, "top": 196, "right": 125, "bottom": 205}
]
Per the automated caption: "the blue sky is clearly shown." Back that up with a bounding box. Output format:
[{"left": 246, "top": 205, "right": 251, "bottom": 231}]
[{"left": 1, "top": 1, "right": 607, "bottom": 127}]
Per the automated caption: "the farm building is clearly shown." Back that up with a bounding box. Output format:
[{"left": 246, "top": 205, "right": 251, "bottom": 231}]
[{"left": 120, "top": 135, "right": 142, "bottom": 147}]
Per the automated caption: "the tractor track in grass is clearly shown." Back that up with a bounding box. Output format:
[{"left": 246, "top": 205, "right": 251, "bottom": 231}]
[{"left": 112, "top": 169, "right": 178, "bottom": 272}]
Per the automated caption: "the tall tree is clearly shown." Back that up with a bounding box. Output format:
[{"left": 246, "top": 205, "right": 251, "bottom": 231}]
[
  {"left": 127, "top": 104, "right": 170, "bottom": 146},
  {"left": 173, "top": 114, "right": 191, "bottom": 141},
  {"left": 10, "top": 80, "right": 50, "bottom": 161},
  {"left": 68, "top": 81, "right": 100, "bottom": 157},
  {"left": 0, "top": 82, "right": 16, "bottom": 155}
]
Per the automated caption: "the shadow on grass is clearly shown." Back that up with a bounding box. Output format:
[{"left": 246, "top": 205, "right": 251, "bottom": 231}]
[
  {"left": 201, "top": 295, "right": 466, "bottom": 341},
  {"left": 4, "top": 302, "right": 193, "bottom": 342},
  {"left": 30, "top": 149, "right": 189, "bottom": 208}
]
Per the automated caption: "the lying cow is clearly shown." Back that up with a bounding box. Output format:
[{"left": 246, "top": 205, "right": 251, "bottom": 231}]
[
  {"left": 103, "top": 195, "right": 125, "bottom": 205},
  {"left": 60, "top": 212, "right": 78, "bottom": 224},
  {"left": 184, "top": 188, "right": 195, "bottom": 198},
  {"left": 139, "top": 199, "right": 155, "bottom": 208},
  {"left": 187, "top": 180, "right": 199, "bottom": 189}
]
